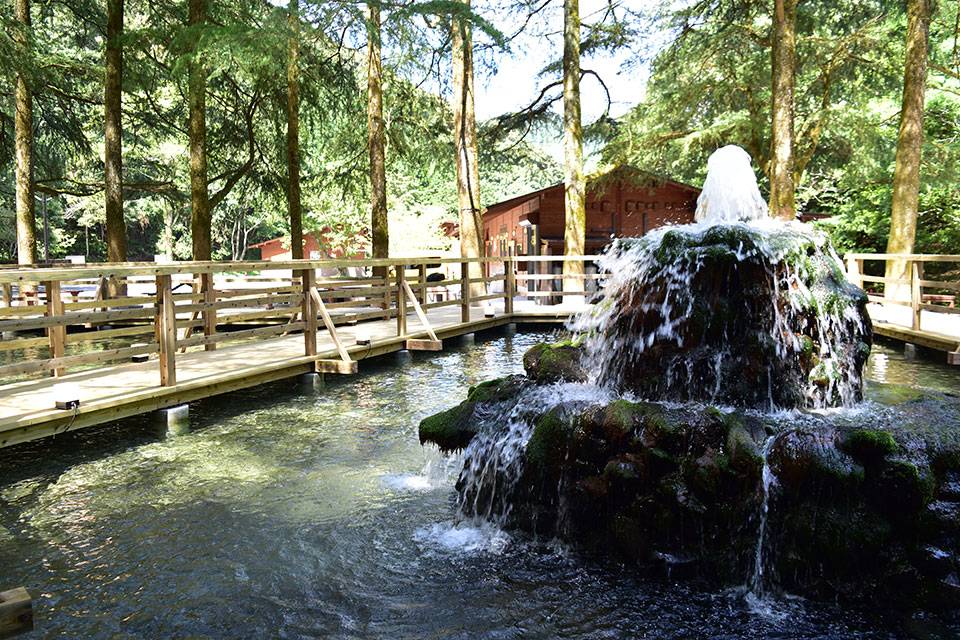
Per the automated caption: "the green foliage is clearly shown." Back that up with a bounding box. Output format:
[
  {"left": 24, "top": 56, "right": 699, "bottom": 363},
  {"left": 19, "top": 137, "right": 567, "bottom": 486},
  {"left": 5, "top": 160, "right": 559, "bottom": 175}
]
[{"left": 0, "top": 0, "right": 555, "bottom": 264}]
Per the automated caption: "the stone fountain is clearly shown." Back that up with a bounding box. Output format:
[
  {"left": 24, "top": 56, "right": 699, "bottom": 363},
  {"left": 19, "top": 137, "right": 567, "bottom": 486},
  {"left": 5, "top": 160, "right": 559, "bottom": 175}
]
[{"left": 419, "top": 146, "right": 960, "bottom": 609}]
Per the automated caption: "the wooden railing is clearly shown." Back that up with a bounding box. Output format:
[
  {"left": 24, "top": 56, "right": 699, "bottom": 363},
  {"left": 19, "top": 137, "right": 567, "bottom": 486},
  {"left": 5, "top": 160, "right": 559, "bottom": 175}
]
[
  {"left": 0, "top": 255, "right": 605, "bottom": 387},
  {"left": 844, "top": 253, "right": 960, "bottom": 330}
]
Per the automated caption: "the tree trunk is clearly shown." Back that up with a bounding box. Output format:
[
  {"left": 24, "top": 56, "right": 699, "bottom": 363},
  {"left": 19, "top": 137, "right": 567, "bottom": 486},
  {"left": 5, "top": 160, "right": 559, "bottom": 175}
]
[
  {"left": 367, "top": 3, "right": 388, "bottom": 285},
  {"left": 452, "top": 0, "right": 485, "bottom": 299},
  {"left": 14, "top": 0, "right": 37, "bottom": 269},
  {"left": 769, "top": 0, "right": 797, "bottom": 221},
  {"left": 105, "top": 0, "right": 127, "bottom": 296},
  {"left": 885, "top": 0, "right": 930, "bottom": 300},
  {"left": 163, "top": 201, "right": 175, "bottom": 261},
  {"left": 287, "top": 0, "right": 303, "bottom": 261},
  {"left": 562, "top": 0, "right": 585, "bottom": 297},
  {"left": 189, "top": 0, "right": 211, "bottom": 261}
]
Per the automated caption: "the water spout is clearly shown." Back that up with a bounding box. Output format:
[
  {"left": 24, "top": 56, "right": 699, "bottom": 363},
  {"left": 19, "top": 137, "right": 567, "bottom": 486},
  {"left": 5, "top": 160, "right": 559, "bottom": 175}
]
[{"left": 695, "top": 145, "right": 769, "bottom": 224}]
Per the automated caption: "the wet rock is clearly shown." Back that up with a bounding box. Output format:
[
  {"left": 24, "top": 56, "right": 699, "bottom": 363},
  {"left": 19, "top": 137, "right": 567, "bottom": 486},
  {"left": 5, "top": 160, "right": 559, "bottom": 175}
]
[
  {"left": 522, "top": 339, "right": 587, "bottom": 383},
  {"left": 589, "top": 225, "right": 872, "bottom": 409},
  {"left": 419, "top": 375, "right": 529, "bottom": 451}
]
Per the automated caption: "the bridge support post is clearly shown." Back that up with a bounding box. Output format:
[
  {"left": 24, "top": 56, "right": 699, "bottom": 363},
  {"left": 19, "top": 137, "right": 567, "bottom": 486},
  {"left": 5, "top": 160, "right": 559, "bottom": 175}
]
[
  {"left": 156, "top": 274, "right": 177, "bottom": 386},
  {"left": 396, "top": 264, "right": 407, "bottom": 337},
  {"left": 300, "top": 269, "right": 317, "bottom": 358},
  {"left": 0, "top": 587, "right": 32, "bottom": 638},
  {"left": 911, "top": 261, "right": 922, "bottom": 331},
  {"left": 461, "top": 261, "right": 471, "bottom": 323},
  {"left": 296, "top": 372, "right": 324, "bottom": 392},
  {"left": 45, "top": 280, "right": 66, "bottom": 377},
  {"left": 201, "top": 272, "right": 216, "bottom": 351},
  {"left": 505, "top": 250, "right": 515, "bottom": 315},
  {"left": 152, "top": 404, "right": 189, "bottom": 436}
]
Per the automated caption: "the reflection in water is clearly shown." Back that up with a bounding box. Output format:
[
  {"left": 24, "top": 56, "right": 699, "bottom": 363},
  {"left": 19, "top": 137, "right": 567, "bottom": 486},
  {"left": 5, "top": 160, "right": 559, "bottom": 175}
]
[
  {"left": 865, "top": 339, "right": 959, "bottom": 394},
  {"left": 0, "top": 328, "right": 957, "bottom": 639}
]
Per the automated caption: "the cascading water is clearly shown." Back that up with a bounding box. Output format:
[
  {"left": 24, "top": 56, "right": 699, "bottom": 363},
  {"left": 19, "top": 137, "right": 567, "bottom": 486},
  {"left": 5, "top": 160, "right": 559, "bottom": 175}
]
[
  {"left": 570, "top": 145, "right": 872, "bottom": 411},
  {"left": 421, "top": 146, "right": 960, "bottom": 611},
  {"left": 749, "top": 434, "right": 779, "bottom": 597}
]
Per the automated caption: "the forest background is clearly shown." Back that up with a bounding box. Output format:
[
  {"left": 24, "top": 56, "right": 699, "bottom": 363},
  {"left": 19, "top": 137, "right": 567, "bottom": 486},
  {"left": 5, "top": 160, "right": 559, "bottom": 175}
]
[{"left": 2, "top": 0, "right": 959, "bottom": 265}]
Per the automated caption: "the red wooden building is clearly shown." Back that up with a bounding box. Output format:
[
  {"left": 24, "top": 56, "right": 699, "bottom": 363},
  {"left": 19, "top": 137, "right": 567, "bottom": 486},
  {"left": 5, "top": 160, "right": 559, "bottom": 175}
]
[
  {"left": 248, "top": 231, "right": 365, "bottom": 262},
  {"left": 481, "top": 167, "right": 701, "bottom": 260}
]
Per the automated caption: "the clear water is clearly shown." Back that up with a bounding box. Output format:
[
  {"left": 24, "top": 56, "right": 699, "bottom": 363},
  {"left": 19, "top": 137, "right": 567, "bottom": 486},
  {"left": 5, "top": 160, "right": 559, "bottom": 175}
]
[{"left": 1, "top": 328, "right": 958, "bottom": 639}]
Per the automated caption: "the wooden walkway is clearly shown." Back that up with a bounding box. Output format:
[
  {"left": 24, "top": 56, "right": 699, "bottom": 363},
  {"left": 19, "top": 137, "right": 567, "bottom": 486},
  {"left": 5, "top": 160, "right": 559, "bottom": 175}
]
[
  {"left": 0, "top": 304, "right": 576, "bottom": 448},
  {"left": 846, "top": 253, "right": 960, "bottom": 365}
]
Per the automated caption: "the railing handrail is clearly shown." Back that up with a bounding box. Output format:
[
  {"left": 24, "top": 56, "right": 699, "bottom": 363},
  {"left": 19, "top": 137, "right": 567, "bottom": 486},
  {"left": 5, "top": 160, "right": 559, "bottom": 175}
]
[
  {"left": 0, "top": 255, "right": 599, "bottom": 284},
  {"left": 843, "top": 253, "right": 960, "bottom": 262}
]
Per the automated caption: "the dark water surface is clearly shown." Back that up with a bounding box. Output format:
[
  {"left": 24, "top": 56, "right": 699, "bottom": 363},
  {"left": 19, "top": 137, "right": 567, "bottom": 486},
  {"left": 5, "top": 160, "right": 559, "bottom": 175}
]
[{"left": 1, "top": 328, "right": 959, "bottom": 639}]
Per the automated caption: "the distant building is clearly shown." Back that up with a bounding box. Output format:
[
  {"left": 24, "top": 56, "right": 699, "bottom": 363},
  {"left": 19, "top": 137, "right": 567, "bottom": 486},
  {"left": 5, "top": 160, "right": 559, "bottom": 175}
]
[
  {"left": 481, "top": 167, "right": 701, "bottom": 260},
  {"left": 248, "top": 231, "right": 365, "bottom": 262}
]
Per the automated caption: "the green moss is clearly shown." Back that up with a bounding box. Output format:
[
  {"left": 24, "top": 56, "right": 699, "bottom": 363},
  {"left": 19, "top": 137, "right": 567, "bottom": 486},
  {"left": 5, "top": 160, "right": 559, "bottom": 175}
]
[
  {"left": 466, "top": 375, "right": 526, "bottom": 403},
  {"left": 418, "top": 401, "right": 478, "bottom": 451},
  {"left": 522, "top": 340, "right": 586, "bottom": 383},
  {"left": 602, "top": 399, "right": 646, "bottom": 440},
  {"left": 467, "top": 377, "right": 507, "bottom": 402},
  {"left": 727, "top": 425, "right": 763, "bottom": 475},
  {"left": 526, "top": 408, "right": 575, "bottom": 479},
  {"left": 876, "top": 459, "right": 935, "bottom": 512},
  {"left": 841, "top": 429, "right": 899, "bottom": 462}
]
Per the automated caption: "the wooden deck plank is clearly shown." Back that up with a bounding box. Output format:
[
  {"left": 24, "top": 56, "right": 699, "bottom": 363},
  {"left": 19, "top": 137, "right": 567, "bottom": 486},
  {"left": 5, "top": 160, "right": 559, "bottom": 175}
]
[{"left": 0, "top": 304, "right": 528, "bottom": 445}]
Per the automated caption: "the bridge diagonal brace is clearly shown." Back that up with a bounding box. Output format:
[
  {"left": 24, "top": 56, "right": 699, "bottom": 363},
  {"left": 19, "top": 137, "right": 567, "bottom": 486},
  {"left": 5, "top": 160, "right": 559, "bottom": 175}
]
[
  {"left": 401, "top": 280, "right": 441, "bottom": 351},
  {"left": 309, "top": 288, "right": 352, "bottom": 365},
  {"left": 949, "top": 344, "right": 960, "bottom": 366}
]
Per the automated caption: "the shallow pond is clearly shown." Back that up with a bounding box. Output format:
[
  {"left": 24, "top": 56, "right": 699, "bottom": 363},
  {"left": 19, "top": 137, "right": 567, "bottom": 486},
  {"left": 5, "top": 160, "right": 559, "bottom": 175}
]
[{"left": 1, "top": 328, "right": 958, "bottom": 639}]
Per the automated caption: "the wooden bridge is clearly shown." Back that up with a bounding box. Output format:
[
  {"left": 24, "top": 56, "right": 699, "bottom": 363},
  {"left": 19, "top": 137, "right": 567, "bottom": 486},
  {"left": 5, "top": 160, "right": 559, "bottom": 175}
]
[
  {"left": 1, "top": 251, "right": 956, "bottom": 449},
  {"left": 0, "top": 255, "right": 598, "bottom": 448},
  {"left": 845, "top": 253, "right": 960, "bottom": 365}
]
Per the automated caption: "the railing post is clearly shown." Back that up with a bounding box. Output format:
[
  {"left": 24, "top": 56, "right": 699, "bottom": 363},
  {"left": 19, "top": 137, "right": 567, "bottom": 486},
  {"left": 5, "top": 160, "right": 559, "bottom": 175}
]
[
  {"left": 396, "top": 263, "right": 407, "bottom": 337},
  {"left": 911, "top": 260, "right": 922, "bottom": 330},
  {"left": 201, "top": 272, "right": 217, "bottom": 351},
  {"left": 1, "top": 283, "right": 11, "bottom": 307},
  {"left": 418, "top": 263, "right": 427, "bottom": 305},
  {"left": 461, "top": 260, "right": 471, "bottom": 323},
  {"left": 301, "top": 268, "right": 317, "bottom": 357},
  {"left": 845, "top": 256, "right": 862, "bottom": 289},
  {"left": 505, "top": 249, "right": 515, "bottom": 315},
  {"left": 156, "top": 274, "right": 177, "bottom": 386},
  {"left": 45, "top": 280, "right": 66, "bottom": 377}
]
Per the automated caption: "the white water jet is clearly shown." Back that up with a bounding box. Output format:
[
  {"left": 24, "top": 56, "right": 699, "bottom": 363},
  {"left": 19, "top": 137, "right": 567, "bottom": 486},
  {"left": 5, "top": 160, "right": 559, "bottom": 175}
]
[{"left": 695, "top": 145, "right": 769, "bottom": 224}]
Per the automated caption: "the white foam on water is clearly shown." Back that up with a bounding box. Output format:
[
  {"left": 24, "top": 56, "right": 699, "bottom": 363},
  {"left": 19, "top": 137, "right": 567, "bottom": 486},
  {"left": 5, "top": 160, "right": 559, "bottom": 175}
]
[
  {"left": 380, "top": 474, "right": 435, "bottom": 491},
  {"left": 413, "top": 520, "right": 511, "bottom": 555}
]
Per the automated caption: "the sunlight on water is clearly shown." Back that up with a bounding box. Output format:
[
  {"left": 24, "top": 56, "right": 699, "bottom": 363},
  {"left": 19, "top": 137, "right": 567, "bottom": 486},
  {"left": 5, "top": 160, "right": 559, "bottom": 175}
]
[{"left": 0, "top": 328, "right": 957, "bottom": 639}]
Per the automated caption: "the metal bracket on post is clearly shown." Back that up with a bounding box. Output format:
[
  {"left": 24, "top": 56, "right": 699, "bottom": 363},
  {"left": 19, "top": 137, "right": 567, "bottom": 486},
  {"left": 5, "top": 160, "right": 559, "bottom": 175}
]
[{"left": 401, "top": 279, "right": 441, "bottom": 351}]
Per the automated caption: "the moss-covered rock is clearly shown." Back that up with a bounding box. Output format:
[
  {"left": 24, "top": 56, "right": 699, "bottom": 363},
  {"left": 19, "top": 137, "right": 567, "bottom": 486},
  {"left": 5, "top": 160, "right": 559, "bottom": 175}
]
[
  {"left": 466, "top": 374, "right": 528, "bottom": 403},
  {"left": 522, "top": 339, "right": 587, "bottom": 383},
  {"left": 418, "top": 401, "right": 479, "bottom": 451},
  {"left": 841, "top": 429, "right": 899, "bottom": 463}
]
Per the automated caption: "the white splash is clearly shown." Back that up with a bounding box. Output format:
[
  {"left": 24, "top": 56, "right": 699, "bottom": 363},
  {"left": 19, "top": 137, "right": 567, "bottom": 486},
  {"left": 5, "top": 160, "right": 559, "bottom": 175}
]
[
  {"left": 413, "top": 520, "right": 511, "bottom": 555},
  {"left": 695, "top": 145, "right": 769, "bottom": 224}
]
